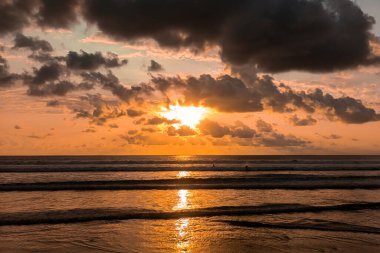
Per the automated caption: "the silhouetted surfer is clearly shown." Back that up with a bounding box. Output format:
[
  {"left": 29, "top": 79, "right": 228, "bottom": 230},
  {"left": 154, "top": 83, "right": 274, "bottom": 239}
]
[{"left": 245, "top": 165, "right": 249, "bottom": 171}]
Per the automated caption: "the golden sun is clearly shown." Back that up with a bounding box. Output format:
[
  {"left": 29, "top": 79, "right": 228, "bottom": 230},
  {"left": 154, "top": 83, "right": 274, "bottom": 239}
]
[{"left": 160, "top": 105, "right": 208, "bottom": 129}]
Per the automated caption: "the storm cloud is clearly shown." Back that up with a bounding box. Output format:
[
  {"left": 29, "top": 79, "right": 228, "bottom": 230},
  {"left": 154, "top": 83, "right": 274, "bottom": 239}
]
[
  {"left": 82, "top": 0, "right": 379, "bottom": 72},
  {"left": 1, "top": 0, "right": 379, "bottom": 72}
]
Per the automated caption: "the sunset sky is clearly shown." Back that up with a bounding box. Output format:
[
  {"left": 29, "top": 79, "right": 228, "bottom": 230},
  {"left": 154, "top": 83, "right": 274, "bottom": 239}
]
[{"left": 0, "top": 0, "right": 380, "bottom": 155}]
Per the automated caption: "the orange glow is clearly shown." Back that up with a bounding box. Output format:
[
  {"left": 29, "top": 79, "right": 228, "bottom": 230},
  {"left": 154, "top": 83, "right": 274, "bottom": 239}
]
[{"left": 160, "top": 105, "right": 208, "bottom": 129}]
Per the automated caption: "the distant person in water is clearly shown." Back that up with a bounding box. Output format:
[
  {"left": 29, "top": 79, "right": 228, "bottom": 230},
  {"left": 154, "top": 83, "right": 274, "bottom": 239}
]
[{"left": 245, "top": 165, "right": 249, "bottom": 171}]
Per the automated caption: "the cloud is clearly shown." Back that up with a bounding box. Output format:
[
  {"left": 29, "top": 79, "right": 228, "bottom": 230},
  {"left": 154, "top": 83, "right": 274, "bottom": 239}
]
[
  {"left": 14, "top": 125, "right": 21, "bottom": 130},
  {"left": 289, "top": 115, "right": 317, "bottom": 126},
  {"left": 28, "top": 81, "right": 76, "bottom": 96},
  {"left": 13, "top": 33, "right": 53, "bottom": 52},
  {"left": 167, "top": 125, "right": 197, "bottom": 136},
  {"left": 26, "top": 133, "right": 52, "bottom": 139},
  {"left": 82, "top": 128, "right": 96, "bottom": 133},
  {"left": 108, "top": 123, "right": 119, "bottom": 128},
  {"left": 46, "top": 100, "right": 60, "bottom": 107},
  {"left": 1, "top": 1, "right": 378, "bottom": 72},
  {"left": 145, "top": 116, "right": 179, "bottom": 125},
  {"left": 323, "top": 134, "right": 342, "bottom": 140},
  {"left": 127, "top": 108, "right": 145, "bottom": 117},
  {"left": 36, "top": 0, "right": 80, "bottom": 29},
  {"left": 0, "top": 56, "right": 18, "bottom": 87},
  {"left": 81, "top": 71, "right": 151, "bottom": 101},
  {"left": 198, "top": 119, "right": 256, "bottom": 139},
  {"left": 153, "top": 73, "right": 380, "bottom": 124},
  {"left": 147, "top": 60, "right": 164, "bottom": 72},
  {"left": 0, "top": 1, "right": 34, "bottom": 35},
  {"left": 73, "top": 94, "right": 126, "bottom": 125},
  {"left": 83, "top": 0, "right": 379, "bottom": 72},
  {"left": 254, "top": 119, "right": 310, "bottom": 147},
  {"left": 66, "top": 50, "right": 128, "bottom": 70},
  {"left": 26, "top": 62, "right": 64, "bottom": 85},
  {"left": 257, "top": 132, "right": 309, "bottom": 147},
  {"left": 256, "top": 119, "right": 273, "bottom": 133}
]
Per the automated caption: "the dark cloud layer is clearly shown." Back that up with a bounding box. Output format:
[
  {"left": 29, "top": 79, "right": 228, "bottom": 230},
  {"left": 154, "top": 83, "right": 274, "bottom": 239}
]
[
  {"left": 83, "top": 0, "right": 379, "bottom": 72},
  {"left": 1, "top": 0, "right": 378, "bottom": 72},
  {"left": 66, "top": 51, "right": 128, "bottom": 70},
  {"left": 289, "top": 115, "right": 317, "bottom": 126},
  {"left": 152, "top": 73, "right": 380, "bottom": 124},
  {"left": 81, "top": 71, "right": 151, "bottom": 102},
  {"left": 13, "top": 33, "right": 53, "bottom": 52}
]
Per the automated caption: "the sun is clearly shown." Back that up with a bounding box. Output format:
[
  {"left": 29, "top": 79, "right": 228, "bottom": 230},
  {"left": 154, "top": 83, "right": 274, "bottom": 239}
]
[{"left": 160, "top": 105, "right": 208, "bottom": 129}]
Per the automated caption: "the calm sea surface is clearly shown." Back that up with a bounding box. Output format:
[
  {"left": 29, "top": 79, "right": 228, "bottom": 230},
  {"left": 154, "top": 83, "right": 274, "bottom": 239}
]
[{"left": 0, "top": 155, "right": 380, "bottom": 253}]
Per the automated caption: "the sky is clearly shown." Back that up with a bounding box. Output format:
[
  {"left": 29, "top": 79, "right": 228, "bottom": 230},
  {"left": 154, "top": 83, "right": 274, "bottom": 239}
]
[{"left": 0, "top": 0, "right": 380, "bottom": 155}]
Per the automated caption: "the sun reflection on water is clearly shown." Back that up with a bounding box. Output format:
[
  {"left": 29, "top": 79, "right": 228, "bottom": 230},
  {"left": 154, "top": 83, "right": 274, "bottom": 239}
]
[
  {"left": 176, "top": 189, "right": 189, "bottom": 210},
  {"left": 175, "top": 189, "right": 192, "bottom": 252},
  {"left": 176, "top": 218, "right": 190, "bottom": 253},
  {"left": 178, "top": 171, "right": 190, "bottom": 178}
]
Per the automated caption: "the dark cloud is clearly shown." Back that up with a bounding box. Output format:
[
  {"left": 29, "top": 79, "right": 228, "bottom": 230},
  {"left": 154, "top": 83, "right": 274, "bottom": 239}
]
[
  {"left": 153, "top": 73, "right": 380, "bottom": 124},
  {"left": 289, "top": 115, "right": 317, "bottom": 126},
  {"left": 81, "top": 71, "right": 151, "bottom": 101},
  {"left": 28, "top": 52, "right": 59, "bottom": 63},
  {"left": 13, "top": 33, "right": 53, "bottom": 52},
  {"left": 323, "top": 134, "right": 342, "bottom": 140},
  {"left": 36, "top": 0, "right": 80, "bottom": 29},
  {"left": 14, "top": 125, "right": 21, "bottom": 130},
  {"left": 258, "top": 132, "right": 309, "bottom": 147},
  {"left": 141, "top": 127, "right": 156, "bottom": 133},
  {"left": 83, "top": 0, "right": 379, "bottom": 72},
  {"left": 0, "top": 56, "right": 18, "bottom": 87},
  {"left": 66, "top": 50, "right": 128, "bottom": 70},
  {"left": 0, "top": 1, "right": 35, "bottom": 35},
  {"left": 28, "top": 81, "right": 76, "bottom": 96},
  {"left": 74, "top": 94, "right": 126, "bottom": 125},
  {"left": 128, "top": 130, "right": 138, "bottom": 135},
  {"left": 26, "top": 62, "right": 64, "bottom": 85},
  {"left": 198, "top": 118, "right": 308, "bottom": 147},
  {"left": 46, "top": 100, "right": 60, "bottom": 107},
  {"left": 82, "top": 128, "right": 96, "bottom": 133},
  {"left": 145, "top": 117, "right": 179, "bottom": 125},
  {"left": 198, "top": 119, "right": 256, "bottom": 139},
  {"left": 147, "top": 60, "right": 164, "bottom": 72},
  {"left": 167, "top": 125, "right": 197, "bottom": 136},
  {"left": 127, "top": 109, "right": 145, "bottom": 117},
  {"left": 256, "top": 119, "right": 273, "bottom": 133},
  {"left": 1, "top": 1, "right": 378, "bottom": 72},
  {"left": 307, "top": 88, "right": 380, "bottom": 124},
  {"left": 109, "top": 123, "right": 119, "bottom": 129},
  {"left": 254, "top": 119, "right": 309, "bottom": 147},
  {"left": 26, "top": 133, "right": 52, "bottom": 139}
]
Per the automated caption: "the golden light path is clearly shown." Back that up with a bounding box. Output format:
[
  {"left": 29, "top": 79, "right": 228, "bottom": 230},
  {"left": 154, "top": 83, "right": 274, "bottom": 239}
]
[
  {"left": 160, "top": 105, "right": 208, "bottom": 129},
  {"left": 175, "top": 170, "right": 192, "bottom": 252}
]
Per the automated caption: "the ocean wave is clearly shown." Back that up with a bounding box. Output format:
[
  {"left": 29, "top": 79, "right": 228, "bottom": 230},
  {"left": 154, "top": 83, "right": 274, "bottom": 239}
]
[
  {"left": 0, "top": 202, "right": 379, "bottom": 226},
  {"left": 218, "top": 218, "right": 380, "bottom": 235},
  {"left": 1, "top": 164, "right": 380, "bottom": 173},
  {"left": 1, "top": 175, "right": 379, "bottom": 191}
]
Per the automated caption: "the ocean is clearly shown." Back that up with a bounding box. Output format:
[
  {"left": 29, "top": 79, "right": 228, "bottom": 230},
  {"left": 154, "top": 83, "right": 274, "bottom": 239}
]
[{"left": 0, "top": 155, "right": 379, "bottom": 253}]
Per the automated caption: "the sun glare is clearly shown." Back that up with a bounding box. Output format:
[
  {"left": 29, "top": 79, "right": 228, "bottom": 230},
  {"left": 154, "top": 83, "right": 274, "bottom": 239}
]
[{"left": 160, "top": 105, "right": 208, "bottom": 129}]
